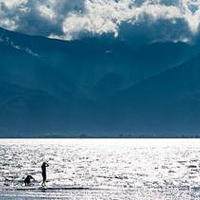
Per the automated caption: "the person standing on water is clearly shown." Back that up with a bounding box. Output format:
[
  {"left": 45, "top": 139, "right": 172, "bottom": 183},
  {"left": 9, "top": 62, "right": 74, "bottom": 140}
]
[{"left": 41, "top": 162, "right": 49, "bottom": 186}]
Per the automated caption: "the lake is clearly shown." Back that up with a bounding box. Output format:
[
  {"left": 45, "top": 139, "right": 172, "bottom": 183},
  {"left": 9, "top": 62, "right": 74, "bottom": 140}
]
[{"left": 0, "top": 139, "right": 199, "bottom": 199}]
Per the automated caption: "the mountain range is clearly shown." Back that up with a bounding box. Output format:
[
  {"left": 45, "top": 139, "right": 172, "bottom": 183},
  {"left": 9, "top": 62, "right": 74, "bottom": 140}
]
[{"left": 0, "top": 27, "right": 200, "bottom": 137}]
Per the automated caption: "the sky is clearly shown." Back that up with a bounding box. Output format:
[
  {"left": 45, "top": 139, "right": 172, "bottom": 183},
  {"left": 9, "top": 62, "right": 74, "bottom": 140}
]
[{"left": 0, "top": 0, "right": 200, "bottom": 44}]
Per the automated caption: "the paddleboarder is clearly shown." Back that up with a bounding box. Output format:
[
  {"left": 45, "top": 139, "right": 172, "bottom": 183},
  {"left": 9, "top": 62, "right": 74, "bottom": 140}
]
[{"left": 41, "top": 162, "right": 49, "bottom": 186}]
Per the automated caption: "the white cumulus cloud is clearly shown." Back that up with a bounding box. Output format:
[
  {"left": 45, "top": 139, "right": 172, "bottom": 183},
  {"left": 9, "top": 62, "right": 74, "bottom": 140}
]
[{"left": 0, "top": 0, "right": 200, "bottom": 43}]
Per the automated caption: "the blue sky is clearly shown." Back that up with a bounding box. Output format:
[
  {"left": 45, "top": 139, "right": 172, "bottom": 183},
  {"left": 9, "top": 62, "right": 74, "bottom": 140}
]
[{"left": 0, "top": 0, "right": 199, "bottom": 43}]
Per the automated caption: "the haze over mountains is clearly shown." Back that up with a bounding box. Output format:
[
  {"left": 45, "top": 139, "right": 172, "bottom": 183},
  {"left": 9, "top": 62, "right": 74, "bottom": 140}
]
[{"left": 0, "top": 27, "right": 200, "bottom": 137}]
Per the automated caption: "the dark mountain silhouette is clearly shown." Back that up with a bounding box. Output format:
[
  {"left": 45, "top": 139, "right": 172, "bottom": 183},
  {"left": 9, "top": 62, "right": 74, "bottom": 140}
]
[
  {"left": 0, "top": 27, "right": 199, "bottom": 137},
  {"left": 0, "top": 80, "right": 69, "bottom": 137},
  {"left": 105, "top": 53, "right": 200, "bottom": 137}
]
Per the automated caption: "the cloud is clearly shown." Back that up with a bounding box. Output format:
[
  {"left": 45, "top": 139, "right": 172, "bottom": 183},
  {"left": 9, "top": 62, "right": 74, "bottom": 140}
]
[
  {"left": 0, "top": 0, "right": 85, "bottom": 36},
  {"left": 0, "top": 0, "right": 200, "bottom": 44},
  {"left": 61, "top": 0, "right": 200, "bottom": 43}
]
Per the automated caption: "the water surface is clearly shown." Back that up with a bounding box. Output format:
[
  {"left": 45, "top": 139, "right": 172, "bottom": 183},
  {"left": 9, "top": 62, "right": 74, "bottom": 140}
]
[{"left": 0, "top": 139, "right": 199, "bottom": 199}]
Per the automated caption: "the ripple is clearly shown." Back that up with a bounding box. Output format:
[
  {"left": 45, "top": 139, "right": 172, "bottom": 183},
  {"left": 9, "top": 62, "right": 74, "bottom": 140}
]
[{"left": 0, "top": 139, "right": 199, "bottom": 200}]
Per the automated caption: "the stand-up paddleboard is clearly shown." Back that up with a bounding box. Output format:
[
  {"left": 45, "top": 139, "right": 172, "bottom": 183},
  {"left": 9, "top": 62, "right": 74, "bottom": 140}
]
[{"left": 7, "top": 186, "right": 91, "bottom": 191}]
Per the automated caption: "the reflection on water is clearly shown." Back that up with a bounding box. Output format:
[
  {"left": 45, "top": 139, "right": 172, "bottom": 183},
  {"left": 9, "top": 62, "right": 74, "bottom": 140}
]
[{"left": 0, "top": 139, "right": 200, "bottom": 199}]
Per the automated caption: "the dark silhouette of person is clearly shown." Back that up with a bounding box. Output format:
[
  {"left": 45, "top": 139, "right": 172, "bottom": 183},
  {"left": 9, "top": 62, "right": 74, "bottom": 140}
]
[
  {"left": 24, "top": 175, "right": 34, "bottom": 186},
  {"left": 41, "top": 162, "right": 49, "bottom": 186}
]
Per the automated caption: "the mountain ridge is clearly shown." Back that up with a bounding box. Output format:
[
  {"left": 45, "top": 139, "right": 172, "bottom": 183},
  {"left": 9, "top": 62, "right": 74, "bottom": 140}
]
[{"left": 0, "top": 27, "right": 200, "bottom": 137}]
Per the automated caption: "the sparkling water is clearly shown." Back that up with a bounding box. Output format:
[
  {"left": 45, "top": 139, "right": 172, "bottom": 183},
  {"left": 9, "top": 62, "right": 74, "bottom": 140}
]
[{"left": 0, "top": 139, "right": 199, "bottom": 200}]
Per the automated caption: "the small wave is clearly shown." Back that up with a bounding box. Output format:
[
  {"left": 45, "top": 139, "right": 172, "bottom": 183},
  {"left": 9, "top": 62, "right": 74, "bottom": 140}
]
[
  {"left": 188, "top": 165, "right": 197, "bottom": 168},
  {"left": 3, "top": 184, "right": 96, "bottom": 192},
  {"left": 14, "top": 186, "right": 91, "bottom": 191}
]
